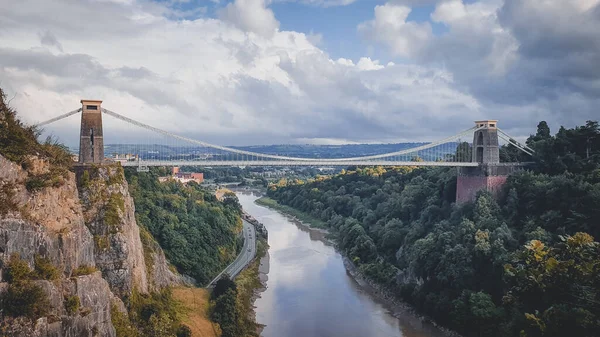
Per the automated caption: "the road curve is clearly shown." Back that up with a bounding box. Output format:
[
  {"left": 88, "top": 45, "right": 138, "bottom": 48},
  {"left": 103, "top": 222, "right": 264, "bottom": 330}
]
[{"left": 207, "top": 220, "right": 256, "bottom": 287}]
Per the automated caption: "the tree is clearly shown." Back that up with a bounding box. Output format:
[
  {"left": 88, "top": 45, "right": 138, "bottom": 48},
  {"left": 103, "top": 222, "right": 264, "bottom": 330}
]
[
  {"left": 504, "top": 234, "right": 600, "bottom": 337},
  {"left": 211, "top": 288, "right": 240, "bottom": 337},
  {"left": 534, "top": 121, "right": 551, "bottom": 140},
  {"left": 455, "top": 142, "right": 472, "bottom": 162},
  {"left": 212, "top": 274, "right": 236, "bottom": 300},
  {"left": 147, "top": 313, "right": 176, "bottom": 337}
]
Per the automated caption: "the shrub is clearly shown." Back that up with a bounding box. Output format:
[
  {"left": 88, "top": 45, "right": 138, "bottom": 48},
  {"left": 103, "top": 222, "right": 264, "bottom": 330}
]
[
  {"left": 108, "top": 167, "right": 125, "bottom": 185},
  {"left": 65, "top": 295, "right": 80, "bottom": 315},
  {"left": 72, "top": 265, "right": 98, "bottom": 277},
  {"left": 105, "top": 193, "right": 125, "bottom": 231},
  {"left": 1, "top": 281, "right": 50, "bottom": 318},
  {"left": 147, "top": 313, "right": 174, "bottom": 337},
  {"left": 0, "top": 182, "right": 18, "bottom": 216},
  {"left": 0, "top": 89, "right": 72, "bottom": 191},
  {"left": 25, "top": 175, "right": 49, "bottom": 192},
  {"left": 176, "top": 325, "right": 192, "bottom": 337},
  {"left": 139, "top": 226, "right": 156, "bottom": 271},
  {"left": 34, "top": 255, "right": 60, "bottom": 280},
  {"left": 211, "top": 274, "right": 236, "bottom": 300},
  {"left": 111, "top": 303, "right": 140, "bottom": 337},
  {"left": 80, "top": 170, "right": 91, "bottom": 189},
  {"left": 5, "top": 254, "right": 32, "bottom": 283},
  {"left": 94, "top": 235, "right": 110, "bottom": 250}
]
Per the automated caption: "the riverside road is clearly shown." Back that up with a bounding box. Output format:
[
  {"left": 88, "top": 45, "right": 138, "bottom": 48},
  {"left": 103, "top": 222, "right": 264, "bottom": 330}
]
[{"left": 207, "top": 219, "right": 256, "bottom": 287}]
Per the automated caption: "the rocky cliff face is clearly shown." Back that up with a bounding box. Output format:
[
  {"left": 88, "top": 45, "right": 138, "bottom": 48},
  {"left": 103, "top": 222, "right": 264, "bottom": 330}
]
[
  {"left": 76, "top": 165, "right": 149, "bottom": 296},
  {"left": 0, "top": 155, "right": 181, "bottom": 336},
  {"left": 0, "top": 156, "right": 95, "bottom": 276}
]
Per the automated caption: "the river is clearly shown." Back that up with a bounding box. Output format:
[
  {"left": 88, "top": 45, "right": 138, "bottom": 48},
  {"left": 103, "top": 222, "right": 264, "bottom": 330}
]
[{"left": 236, "top": 191, "right": 448, "bottom": 337}]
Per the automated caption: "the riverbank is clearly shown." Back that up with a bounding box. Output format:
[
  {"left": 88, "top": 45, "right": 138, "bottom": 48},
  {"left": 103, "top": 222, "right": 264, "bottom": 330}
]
[
  {"left": 235, "top": 210, "right": 269, "bottom": 336},
  {"left": 235, "top": 235, "right": 269, "bottom": 336},
  {"left": 255, "top": 196, "right": 327, "bottom": 228},
  {"left": 254, "top": 196, "right": 459, "bottom": 337}
]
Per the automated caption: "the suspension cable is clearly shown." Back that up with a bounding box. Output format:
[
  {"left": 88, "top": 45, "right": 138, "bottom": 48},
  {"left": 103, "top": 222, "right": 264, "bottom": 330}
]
[
  {"left": 102, "top": 107, "right": 480, "bottom": 162},
  {"left": 497, "top": 128, "right": 535, "bottom": 154},
  {"left": 35, "top": 108, "right": 82, "bottom": 127},
  {"left": 36, "top": 107, "right": 535, "bottom": 162}
]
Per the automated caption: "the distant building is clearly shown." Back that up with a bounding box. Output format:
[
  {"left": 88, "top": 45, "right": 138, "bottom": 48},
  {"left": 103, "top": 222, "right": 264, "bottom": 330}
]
[
  {"left": 158, "top": 167, "right": 204, "bottom": 184},
  {"left": 112, "top": 153, "right": 139, "bottom": 164}
]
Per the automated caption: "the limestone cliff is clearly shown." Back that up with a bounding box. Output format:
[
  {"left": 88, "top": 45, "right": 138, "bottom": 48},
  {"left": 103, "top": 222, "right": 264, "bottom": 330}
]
[
  {"left": 0, "top": 154, "right": 182, "bottom": 336},
  {"left": 76, "top": 165, "right": 149, "bottom": 296},
  {"left": 0, "top": 156, "right": 95, "bottom": 275},
  {"left": 76, "top": 164, "right": 185, "bottom": 293}
]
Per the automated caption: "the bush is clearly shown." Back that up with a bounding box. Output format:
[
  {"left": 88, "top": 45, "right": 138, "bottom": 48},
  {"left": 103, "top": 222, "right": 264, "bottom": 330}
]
[
  {"left": 1, "top": 281, "right": 50, "bottom": 319},
  {"left": 176, "top": 325, "right": 192, "bottom": 337},
  {"left": 108, "top": 167, "right": 125, "bottom": 185},
  {"left": 34, "top": 255, "right": 60, "bottom": 280},
  {"left": 105, "top": 193, "right": 125, "bottom": 231},
  {"left": 0, "top": 88, "right": 72, "bottom": 192},
  {"left": 25, "top": 175, "right": 49, "bottom": 192},
  {"left": 0, "top": 182, "right": 18, "bottom": 216},
  {"left": 5, "top": 254, "right": 32, "bottom": 283},
  {"left": 111, "top": 303, "right": 140, "bottom": 337},
  {"left": 211, "top": 274, "right": 236, "bottom": 300},
  {"left": 94, "top": 235, "right": 110, "bottom": 250},
  {"left": 65, "top": 295, "right": 80, "bottom": 315},
  {"left": 80, "top": 170, "right": 91, "bottom": 189},
  {"left": 72, "top": 265, "right": 98, "bottom": 277}
]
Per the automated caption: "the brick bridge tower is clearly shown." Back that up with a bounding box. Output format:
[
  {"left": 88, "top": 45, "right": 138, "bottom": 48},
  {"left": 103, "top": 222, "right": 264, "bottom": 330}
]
[
  {"left": 456, "top": 120, "right": 519, "bottom": 203},
  {"left": 78, "top": 100, "right": 104, "bottom": 164}
]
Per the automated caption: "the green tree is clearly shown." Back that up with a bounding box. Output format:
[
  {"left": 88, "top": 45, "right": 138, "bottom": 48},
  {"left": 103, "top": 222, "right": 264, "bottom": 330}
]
[
  {"left": 211, "top": 288, "right": 240, "bottom": 337},
  {"left": 504, "top": 233, "right": 600, "bottom": 337},
  {"left": 147, "top": 312, "right": 176, "bottom": 337}
]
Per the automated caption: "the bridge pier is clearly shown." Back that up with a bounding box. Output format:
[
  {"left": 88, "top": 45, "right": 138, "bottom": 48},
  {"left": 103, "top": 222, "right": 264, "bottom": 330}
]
[
  {"left": 78, "top": 100, "right": 104, "bottom": 164},
  {"left": 455, "top": 120, "right": 520, "bottom": 203}
]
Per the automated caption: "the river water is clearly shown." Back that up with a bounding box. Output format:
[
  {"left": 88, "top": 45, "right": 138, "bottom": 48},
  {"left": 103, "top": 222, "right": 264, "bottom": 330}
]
[{"left": 236, "top": 192, "right": 447, "bottom": 337}]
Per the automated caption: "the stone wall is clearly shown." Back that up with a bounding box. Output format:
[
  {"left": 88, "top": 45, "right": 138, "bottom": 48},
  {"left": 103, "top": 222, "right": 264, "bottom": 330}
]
[
  {"left": 456, "top": 175, "right": 508, "bottom": 203},
  {"left": 455, "top": 164, "right": 524, "bottom": 203}
]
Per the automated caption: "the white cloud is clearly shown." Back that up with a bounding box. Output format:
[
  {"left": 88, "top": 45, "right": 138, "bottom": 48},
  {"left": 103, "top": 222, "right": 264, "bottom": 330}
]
[
  {"left": 358, "top": 0, "right": 600, "bottom": 135},
  {"left": 219, "top": 0, "right": 280, "bottom": 38},
  {"left": 356, "top": 57, "right": 384, "bottom": 71},
  {"left": 357, "top": 4, "right": 432, "bottom": 58},
  {"left": 272, "top": 0, "right": 357, "bottom": 7},
  {"left": 2, "top": 0, "right": 568, "bottom": 148}
]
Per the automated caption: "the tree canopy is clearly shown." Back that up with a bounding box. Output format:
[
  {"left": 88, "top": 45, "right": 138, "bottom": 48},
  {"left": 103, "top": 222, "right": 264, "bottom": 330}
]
[
  {"left": 125, "top": 167, "right": 243, "bottom": 284},
  {"left": 268, "top": 120, "right": 600, "bottom": 337}
]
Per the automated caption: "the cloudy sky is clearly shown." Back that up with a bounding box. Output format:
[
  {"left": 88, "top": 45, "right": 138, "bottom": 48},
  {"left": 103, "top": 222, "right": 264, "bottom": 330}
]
[{"left": 1, "top": 0, "right": 599, "bottom": 146}]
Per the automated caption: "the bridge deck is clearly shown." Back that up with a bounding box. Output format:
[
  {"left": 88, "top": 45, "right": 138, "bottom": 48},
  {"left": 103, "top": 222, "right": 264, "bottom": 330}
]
[{"left": 120, "top": 160, "right": 481, "bottom": 167}]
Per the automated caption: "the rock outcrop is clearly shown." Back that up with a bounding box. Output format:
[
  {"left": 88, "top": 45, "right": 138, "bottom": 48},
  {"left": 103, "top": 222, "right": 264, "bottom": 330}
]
[
  {"left": 0, "top": 155, "right": 95, "bottom": 277},
  {"left": 76, "top": 165, "right": 149, "bottom": 296},
  {"left": 0, "top": 155, "right": 181, "bottom": 336}
]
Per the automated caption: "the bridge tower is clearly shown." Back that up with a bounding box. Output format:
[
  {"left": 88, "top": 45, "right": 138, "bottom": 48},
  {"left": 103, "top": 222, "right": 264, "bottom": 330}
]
[
  {"left": 78, "top": 100, "right": 104, "bottom": 164},
  {"left": 456, "top": 120, "right": 517, "bottom": 203}
]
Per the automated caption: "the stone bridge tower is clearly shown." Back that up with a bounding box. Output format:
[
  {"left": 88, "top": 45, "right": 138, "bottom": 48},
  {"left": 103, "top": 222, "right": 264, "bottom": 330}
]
[
  {"left": 78, "top": 100, "right": 104, "bottom": 164},
  {"left": 456, "top": 120, "right": 519, "bottom": 203}
]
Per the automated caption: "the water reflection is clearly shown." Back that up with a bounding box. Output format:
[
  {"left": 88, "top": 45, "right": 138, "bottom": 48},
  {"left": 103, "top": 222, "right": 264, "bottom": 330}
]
[{"left": 237, "top": 192, "right": 446, "bottom": 337}]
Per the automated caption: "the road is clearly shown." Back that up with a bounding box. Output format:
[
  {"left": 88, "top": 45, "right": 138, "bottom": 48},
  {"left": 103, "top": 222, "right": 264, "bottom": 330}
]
[{"left": 207, "top": 219, "right": 256, "bottom": 287}]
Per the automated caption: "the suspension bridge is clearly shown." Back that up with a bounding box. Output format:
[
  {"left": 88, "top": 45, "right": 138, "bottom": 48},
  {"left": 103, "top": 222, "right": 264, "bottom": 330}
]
[{"left": 36, "top": 100, "right": 533, "bottom": 171}]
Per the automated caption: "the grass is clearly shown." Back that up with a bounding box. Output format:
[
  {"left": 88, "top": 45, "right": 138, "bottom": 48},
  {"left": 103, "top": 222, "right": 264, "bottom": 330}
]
[
  {"left": 71, "top": 265, "right": 98, "bottom": 277},
  {"left": 172, "top": 287, "right": 219, "bottom": 337},
  {"left": 255, "top": 197, "right": 327, "bottom": 228}
]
